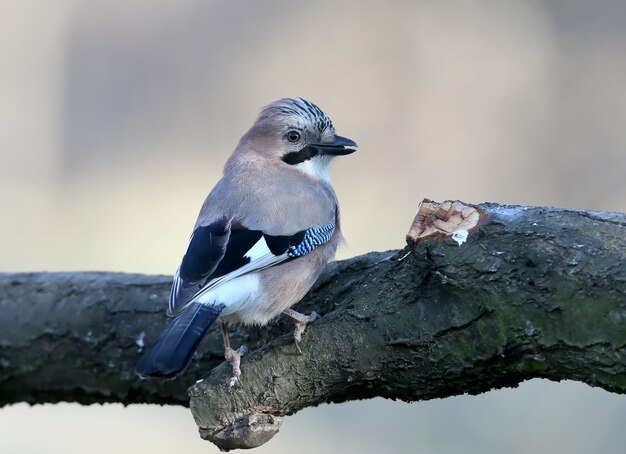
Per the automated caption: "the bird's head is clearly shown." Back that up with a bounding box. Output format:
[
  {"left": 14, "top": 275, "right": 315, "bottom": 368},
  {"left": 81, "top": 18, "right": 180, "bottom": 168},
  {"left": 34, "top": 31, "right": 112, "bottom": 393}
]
[{"left": 238, "top": 98, "right": 357, "bottom": 182}]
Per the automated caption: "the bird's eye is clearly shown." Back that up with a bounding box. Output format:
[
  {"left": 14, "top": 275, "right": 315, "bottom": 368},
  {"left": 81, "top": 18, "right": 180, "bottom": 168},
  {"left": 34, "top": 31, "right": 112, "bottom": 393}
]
[{"left": 286, "top": 131, "right": 301, "bottom": 143}]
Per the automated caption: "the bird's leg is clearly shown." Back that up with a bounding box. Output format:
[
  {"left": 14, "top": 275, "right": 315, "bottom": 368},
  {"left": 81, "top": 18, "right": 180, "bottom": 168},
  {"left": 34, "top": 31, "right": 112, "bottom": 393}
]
[
  {"left": 220, "top": 320, "right": 248, "bottom": 387},
  {"left": 282, "top": 308, "right": 319, "bottom": 354}
]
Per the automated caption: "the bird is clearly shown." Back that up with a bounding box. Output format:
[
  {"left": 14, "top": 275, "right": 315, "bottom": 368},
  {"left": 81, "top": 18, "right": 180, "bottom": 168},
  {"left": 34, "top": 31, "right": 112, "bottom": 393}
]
[{"left": 136, "top": 98, "right": 357, "bottom": 385}]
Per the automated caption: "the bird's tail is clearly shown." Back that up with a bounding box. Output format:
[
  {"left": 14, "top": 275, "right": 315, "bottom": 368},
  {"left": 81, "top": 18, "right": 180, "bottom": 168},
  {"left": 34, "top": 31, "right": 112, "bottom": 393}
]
[{"left": 136, "top": 302, "right": 223, "bottom": 379}]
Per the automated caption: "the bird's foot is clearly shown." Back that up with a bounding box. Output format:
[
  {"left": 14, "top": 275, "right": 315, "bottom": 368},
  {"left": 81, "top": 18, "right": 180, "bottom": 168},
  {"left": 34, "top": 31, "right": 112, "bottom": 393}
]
[
  {"left": 290, "top": 310, "right": 319, "bottom": 354},
  {"left": 225, "top": 345, "right": 249, "bottom": 387}
]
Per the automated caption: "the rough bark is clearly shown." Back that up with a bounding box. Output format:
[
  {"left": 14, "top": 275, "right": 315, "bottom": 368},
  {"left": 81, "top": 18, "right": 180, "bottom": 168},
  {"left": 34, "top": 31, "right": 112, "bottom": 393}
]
[
  {"left": 1, "top": 204, "right": 624, "bottom": 450},
  {"left": 0, "top": 255, "right": 387, "bottom": 407}
]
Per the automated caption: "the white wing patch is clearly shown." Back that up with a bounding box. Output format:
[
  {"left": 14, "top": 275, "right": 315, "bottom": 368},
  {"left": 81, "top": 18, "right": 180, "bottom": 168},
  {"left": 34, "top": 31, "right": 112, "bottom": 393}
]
[
  {"left": 179, "top": 236, "right": 288, "bottom": 312},
  {"left": 169, "top": 218, "right": 335, "bottom": 316}
]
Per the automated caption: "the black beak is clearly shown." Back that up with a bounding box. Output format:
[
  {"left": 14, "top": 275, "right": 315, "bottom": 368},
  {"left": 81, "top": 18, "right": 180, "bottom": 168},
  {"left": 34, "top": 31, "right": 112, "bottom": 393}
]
[{"left": 312, "top": 135, "right": 358, "bottom": 156}]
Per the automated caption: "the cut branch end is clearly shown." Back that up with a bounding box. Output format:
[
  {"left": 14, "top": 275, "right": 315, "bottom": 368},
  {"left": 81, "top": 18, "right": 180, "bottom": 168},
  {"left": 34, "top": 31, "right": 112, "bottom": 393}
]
[{"left": 406, "top": 199, "right": 490, "bottom": 247}]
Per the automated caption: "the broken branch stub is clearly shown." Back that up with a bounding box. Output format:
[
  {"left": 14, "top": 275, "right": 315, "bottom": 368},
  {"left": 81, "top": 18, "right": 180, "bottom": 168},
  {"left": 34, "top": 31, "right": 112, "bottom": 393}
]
[{"left": 406, "top": 199, "right": 490, "bottom": 247}]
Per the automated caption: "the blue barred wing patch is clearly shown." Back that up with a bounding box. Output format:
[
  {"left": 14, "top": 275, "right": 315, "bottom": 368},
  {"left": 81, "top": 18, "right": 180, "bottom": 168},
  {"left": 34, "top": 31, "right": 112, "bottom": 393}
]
[{"left": 288, "top": 219, "right": 336, "bottom": 258}]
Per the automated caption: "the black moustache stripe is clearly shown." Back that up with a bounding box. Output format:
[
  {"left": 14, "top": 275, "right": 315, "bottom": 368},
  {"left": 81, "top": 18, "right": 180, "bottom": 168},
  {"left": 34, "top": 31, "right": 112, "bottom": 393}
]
[{"left": 282, "top": 146, "right": 319, "bottom": 165}]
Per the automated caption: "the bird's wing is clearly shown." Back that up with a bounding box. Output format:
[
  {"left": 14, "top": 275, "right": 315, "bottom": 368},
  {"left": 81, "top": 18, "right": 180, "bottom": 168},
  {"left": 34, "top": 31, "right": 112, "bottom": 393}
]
[{"left": 168, "top": 217, "right": 336, "bottom": 316}]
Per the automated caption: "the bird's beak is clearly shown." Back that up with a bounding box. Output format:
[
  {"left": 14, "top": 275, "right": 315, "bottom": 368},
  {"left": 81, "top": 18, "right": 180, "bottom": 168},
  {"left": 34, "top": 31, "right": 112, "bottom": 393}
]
[{"left": 313, "top": 135, "right": 358, "bottom": 156}]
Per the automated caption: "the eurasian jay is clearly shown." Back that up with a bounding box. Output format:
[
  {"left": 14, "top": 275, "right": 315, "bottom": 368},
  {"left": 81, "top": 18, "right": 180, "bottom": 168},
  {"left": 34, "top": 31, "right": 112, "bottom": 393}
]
[{"left": 136, "top": 98, "right": 357, "bottom": 385}]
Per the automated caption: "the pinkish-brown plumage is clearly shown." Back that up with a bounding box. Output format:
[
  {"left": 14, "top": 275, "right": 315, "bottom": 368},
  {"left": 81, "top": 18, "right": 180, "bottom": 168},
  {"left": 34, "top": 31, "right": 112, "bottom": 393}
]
[{"left": 136, "top": 98, "right": 356, "bottom": 382}]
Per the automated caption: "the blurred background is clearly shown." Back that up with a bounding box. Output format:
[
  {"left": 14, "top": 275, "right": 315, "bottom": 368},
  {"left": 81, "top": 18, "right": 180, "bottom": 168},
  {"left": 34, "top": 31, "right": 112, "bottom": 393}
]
[{"left": 1, "top": 0, "right": 625, "bottom": 453}]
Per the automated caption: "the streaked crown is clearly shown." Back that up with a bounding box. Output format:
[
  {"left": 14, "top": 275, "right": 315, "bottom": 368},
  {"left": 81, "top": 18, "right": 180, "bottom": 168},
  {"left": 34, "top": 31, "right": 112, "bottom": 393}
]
[
  {"left": 233, "top": 98, "right": 356, "bottom": 180},
  {"left": 262, "top": 98, "right": 334, "bottom": 133}
]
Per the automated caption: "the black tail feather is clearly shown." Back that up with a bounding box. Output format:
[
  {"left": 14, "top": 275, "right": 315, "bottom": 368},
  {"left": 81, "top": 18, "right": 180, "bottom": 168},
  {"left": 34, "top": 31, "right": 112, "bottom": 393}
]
[{"left": 136, "top": 303, "right": 223, "bottom": 379}]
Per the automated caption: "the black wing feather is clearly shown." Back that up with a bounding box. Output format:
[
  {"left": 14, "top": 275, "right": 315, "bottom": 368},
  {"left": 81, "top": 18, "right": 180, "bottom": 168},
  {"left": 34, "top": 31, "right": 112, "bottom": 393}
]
[
  {"left": 179, "top": 221, "right": 230, "bottom": 282},
  {"left": 170, "top": 220, "right": 230, "bottom": 314},
  {"left": 211, "top": 228, "right": 263, "bottom": 278},
  {"left": 264, "top": 231, "right": 307, "bottom": 255}
]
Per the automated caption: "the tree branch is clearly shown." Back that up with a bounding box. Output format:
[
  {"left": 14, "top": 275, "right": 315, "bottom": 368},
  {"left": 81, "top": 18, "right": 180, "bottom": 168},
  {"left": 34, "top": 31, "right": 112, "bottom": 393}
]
[
  {"left": 0, "top": 254, "right": 388, "bottom": 407},
  {"left": 1, "top": 203, "right": 624, "bottom": 451},
  {"left": 189, "top": 204, "right": 626, "bottom": 449}
]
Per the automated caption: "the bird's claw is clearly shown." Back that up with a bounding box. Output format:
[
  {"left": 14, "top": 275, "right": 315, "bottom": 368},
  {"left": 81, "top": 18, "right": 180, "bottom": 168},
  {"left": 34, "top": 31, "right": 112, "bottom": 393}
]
[
  {"left": 293, "top": 311, "right": 319, "bottom": 354},
  {"left": 225, "top": 345, "right": 248, "bottom": 387}
]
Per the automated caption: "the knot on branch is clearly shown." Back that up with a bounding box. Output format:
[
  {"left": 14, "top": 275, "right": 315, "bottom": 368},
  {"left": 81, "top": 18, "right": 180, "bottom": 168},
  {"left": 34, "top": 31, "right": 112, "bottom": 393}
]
[{"left": 199, "top": 412, "right": 283, "bottom": 451}]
